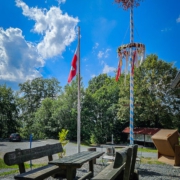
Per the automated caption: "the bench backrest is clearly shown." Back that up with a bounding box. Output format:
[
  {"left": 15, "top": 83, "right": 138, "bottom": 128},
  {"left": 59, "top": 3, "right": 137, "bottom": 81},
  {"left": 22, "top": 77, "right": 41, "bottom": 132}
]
[
  {"left": 113, "top": 144, "right": 138, "bottom": 180},
  {"left": 129, "top": 144, "right": 138, "bottom": 179},
  {"left": 4, "top": 143, "right": 63, "bottom": 166}
]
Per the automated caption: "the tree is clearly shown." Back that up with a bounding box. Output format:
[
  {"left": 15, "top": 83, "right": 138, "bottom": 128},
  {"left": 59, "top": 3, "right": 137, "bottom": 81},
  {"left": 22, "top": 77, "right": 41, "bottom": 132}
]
[
  {"left": 0, "top": 85, "right": 19, "bottom": 138},
  {"left": 117, "top": 54, "right": 180, "bottom": 130},
  {"left": 18, "top": 77, "right": 61, "bottom": 137},
  {"left": 53, "top": 77, "right": 84, "bottom": 140},
  {"left": 34, "top": 98, "right": 55, "bottom": 139},
  {"left": 83, "top": 74, "right": 120, "bottom": 144}
]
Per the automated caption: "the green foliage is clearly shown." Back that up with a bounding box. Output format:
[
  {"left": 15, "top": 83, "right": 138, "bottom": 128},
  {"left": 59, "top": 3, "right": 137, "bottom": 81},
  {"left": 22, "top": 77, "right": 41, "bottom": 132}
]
[
  {"left": 90, "top": 134, "right": 97, "bottom": 144},
  {"left": 18, "top": 77, "right": 61, "bottom": 139},
  {"left": 117, "top": 54, "right": 180, "bottom": 130},
  {"left": 83, "top": 74, "right": 120, "bottom": 144},
  {"left": 58, "top": 129, "right": 69, "bottom": 158},
  {"left": 0, "top": 85, "right": 19, "bottom": 138},
  {"left": 1, "top": 54, "right": 180, "bottom": 144}
]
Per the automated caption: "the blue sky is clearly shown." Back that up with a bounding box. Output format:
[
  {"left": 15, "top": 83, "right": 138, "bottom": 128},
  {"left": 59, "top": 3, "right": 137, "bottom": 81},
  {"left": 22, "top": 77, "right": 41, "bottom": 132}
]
[{"left": 0, "top": 0, "right": 179, "bottom": 90}]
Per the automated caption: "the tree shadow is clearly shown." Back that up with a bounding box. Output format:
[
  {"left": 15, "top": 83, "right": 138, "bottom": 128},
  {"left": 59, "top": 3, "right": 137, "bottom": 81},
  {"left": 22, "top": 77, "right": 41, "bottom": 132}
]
[{"left": 139, "top": 168, "right": 163, "bottom": 177}]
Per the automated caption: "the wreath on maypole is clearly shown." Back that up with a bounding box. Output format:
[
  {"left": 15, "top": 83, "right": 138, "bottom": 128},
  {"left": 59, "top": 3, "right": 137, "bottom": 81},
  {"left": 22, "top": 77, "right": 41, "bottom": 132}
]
[
  {"left": 114, "top": 0, "right": 144, "bottom": 10},
  {"left": 114, "top": 0, "right": 145, "bottom": 81},
  {"left": 115, "top": 43, "right": 145, "bottom": 81}
]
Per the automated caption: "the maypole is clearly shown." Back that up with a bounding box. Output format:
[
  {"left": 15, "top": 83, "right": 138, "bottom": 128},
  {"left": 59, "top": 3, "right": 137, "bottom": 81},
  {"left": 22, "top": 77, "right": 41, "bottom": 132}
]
[
  {"left": 114, "top": 0, "right": 145, "bottom": 145},
  {"left": 130, "top": 0, "right": 134, "bottom": 145}
]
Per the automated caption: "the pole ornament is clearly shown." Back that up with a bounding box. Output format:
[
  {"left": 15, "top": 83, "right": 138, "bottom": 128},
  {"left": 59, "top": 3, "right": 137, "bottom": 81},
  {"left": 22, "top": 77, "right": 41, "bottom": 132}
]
[{"left": 114, "top": 0, "right": 143, "bottom": 10}]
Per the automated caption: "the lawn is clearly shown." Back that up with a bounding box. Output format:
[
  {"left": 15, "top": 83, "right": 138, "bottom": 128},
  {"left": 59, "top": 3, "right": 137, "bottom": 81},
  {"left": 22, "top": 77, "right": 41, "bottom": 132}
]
[{"left": 0, "top": 158, "right": 46, "bottom": 177}]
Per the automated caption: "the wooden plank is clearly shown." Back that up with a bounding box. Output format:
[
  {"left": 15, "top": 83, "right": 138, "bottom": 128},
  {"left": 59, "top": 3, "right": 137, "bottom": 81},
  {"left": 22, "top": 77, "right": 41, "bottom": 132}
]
[
  {"left": 49, "top": 151, "right": 104, "bottom": 166},
  {"left": 49, "top": 151, "right": 89, "bottom": 165},
  {"left": 74, "top": 152, "right": 104, "bottom": 165},
  {"left": 4, "top": 143, "right": 63, "bottom": 166},
  {"left": 92, "top": 163, "right": 125, "bottom": 180},
  {"left": 14, "top": 164, "right": 61, "bottom": 180},
  {"left": 79, "top": 171, "right": 92, "bottom": 180}
]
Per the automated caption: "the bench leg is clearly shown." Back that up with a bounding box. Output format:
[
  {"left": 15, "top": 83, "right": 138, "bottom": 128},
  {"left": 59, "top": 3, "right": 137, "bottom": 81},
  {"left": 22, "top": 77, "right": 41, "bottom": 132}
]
[
  {"left": 66, "top": 167, "right": 75, "bottom": 180},
  {"left": 131, "top": 170, "right": 139, "bottom": 180},
  {"left": 89, "top": 159, "right": 94, "bottom": 177}
]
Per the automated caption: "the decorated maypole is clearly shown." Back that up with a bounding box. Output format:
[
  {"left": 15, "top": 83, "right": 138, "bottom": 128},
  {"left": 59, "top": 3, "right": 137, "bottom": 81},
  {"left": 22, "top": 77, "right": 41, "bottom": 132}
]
[
  {"left": 114, "top": 0, "right": 145, "bottom": 145},
  {"left": 130, "top": 0, "right": 134, "bottom": 145}
]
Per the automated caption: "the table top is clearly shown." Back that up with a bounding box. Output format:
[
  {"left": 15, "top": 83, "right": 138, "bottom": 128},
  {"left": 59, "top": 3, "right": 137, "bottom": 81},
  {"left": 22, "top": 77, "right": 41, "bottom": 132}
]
[
  {"left": 49, "top": 151, "right": 104, "bottom": 167},
  {"left": 100, "top": 144, "right": 127, "bottom": 148}
]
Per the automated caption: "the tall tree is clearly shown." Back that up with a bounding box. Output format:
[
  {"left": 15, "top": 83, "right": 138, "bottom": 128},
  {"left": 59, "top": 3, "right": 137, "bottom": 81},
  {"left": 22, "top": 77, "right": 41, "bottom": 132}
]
[
  {"left": 117, "top": 54, "right": 180, "bottom": 130},
  {"left": 0, "top": 85, "right": 18, "bottom": 138},
  {"left": 83, "top": 74, "right": 120, "bottom": 144},
  {"left": 34, "top": 77, "right": 85, "bottom": 140},
  {"left": 18, "top": 77, "right": 61, "bottom": 136}
]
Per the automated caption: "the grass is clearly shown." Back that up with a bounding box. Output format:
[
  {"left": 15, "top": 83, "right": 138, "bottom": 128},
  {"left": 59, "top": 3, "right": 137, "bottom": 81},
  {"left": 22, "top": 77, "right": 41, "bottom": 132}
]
[
  {"left": 115, "top": 147, "right": 158, "bottom": 153},
  {"left": 138, "top": 147, "right": 157, "bottom": 153},
  {"left": 0, "top": 169, "right": 18, "bottom": 177},
  {"left": 141, "top": 157, "right": 165, "bottom": 165},
  {"left": 0, "top": 158, "right": 46, "bottom": 177}
]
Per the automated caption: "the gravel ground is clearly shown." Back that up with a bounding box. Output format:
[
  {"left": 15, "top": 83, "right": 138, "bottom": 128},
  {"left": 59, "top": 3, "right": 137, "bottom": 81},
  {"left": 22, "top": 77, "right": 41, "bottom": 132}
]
[{"left": 1, "top": 159, "right": 180, "bottom": 180}]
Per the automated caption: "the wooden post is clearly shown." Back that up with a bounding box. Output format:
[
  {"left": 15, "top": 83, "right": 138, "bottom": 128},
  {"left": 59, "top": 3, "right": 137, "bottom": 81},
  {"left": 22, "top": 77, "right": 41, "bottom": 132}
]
[{"left": 88, "top": 148, "right": 96, "bottom": 164}]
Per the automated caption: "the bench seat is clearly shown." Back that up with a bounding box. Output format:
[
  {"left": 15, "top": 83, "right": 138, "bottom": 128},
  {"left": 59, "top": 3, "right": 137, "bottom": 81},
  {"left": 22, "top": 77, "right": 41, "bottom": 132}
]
[
  {"left": 15, "top": 164, "right": 61, "bottom": 180},
  {"left": 92, "top": 163, "right": 125, "bottom": 180}
]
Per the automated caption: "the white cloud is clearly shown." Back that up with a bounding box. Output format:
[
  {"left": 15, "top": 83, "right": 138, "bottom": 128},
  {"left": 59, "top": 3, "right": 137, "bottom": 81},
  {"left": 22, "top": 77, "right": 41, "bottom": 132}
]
[
  {"left": 93, "top": 42, "right": 99, "bottom": 50},
  {"left": 0, "top": 27, "right": 43, "bottom": 82},
  {"left": 91, "top": 74, "right": 96, "bottom": 78},
  {"left": 100, "top": 60, "right": 105, "bottom": 66},
  {"left": 102, "top": 64, "right": 116, "bottom": 74},
  {"left": 56, "top": 0, "right": 66, "bottom": 5},
  {"left": 16, "top": 0, "right": 79, "bottom": 59},
  {"left": 161, "top": 27, "right": 172, "bottom": 32},
  {"left": 176, "top": 16, "right": 180, "bottom": 23},
  {"left": 104, "top": 48, "right": 111, "bottom": 58},
  {"left": 97, "top": 51, "right": 104, "bottom": 59},
  {"left": 97, "top": 48, "right": 111, "bottom": 59}
]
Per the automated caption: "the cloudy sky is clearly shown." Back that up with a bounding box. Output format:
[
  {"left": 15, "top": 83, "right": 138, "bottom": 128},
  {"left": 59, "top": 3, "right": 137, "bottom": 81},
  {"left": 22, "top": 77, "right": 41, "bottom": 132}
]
[{"left": 0, "top": 0, "right": 179, "bottom": 89}]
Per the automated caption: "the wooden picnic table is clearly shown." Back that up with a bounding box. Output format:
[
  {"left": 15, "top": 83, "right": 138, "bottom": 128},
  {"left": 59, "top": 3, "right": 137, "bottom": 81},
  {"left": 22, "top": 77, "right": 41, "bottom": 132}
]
[{"left": 49, "top": 151, "right": 104, "bottom": 180}]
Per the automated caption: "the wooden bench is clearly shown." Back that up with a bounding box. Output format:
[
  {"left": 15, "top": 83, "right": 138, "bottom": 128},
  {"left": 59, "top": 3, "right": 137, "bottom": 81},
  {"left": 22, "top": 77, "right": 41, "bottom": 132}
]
[
  {"left": 91, "top": 144, "right": 139, "bottom": 180},
  {"left": 3, "top": 143, "right": 64, "bottom": 180}
]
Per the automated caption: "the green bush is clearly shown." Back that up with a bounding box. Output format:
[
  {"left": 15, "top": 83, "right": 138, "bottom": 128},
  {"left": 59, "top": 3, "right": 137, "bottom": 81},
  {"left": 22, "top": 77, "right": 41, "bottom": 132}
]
[{"left": 58, "top": 129, "right": 69, "bottom": 158}]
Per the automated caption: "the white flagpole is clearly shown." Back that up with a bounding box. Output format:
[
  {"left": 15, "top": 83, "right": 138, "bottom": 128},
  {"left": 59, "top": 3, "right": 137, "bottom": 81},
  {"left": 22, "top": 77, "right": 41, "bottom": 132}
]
[{"left": 77, "top": 26, "right": 81, "bottom": 153}]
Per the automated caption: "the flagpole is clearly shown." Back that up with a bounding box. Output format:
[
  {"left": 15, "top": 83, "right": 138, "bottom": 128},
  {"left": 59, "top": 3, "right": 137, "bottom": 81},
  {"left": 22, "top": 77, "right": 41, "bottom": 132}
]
[
  {"left": 130, "top": 0, "right": 134, "bottom": 145},
  {"left": 77, "top": 26, "right": 81, "bottom": 153}
]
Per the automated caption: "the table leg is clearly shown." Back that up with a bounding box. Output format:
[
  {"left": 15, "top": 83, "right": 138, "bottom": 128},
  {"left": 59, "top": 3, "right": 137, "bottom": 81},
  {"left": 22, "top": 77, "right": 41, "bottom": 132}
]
[
  {"left": 66, "top": 167, "right": 74, "bottom": 180},
  {"left": 89, "top": 159, "right": 94, "bottom": 177}
]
